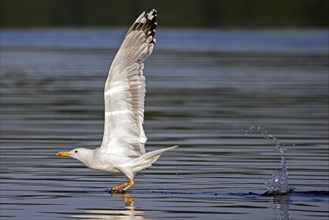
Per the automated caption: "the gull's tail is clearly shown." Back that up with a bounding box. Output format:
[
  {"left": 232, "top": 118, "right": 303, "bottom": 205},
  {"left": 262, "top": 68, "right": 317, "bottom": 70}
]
[{"left": 132, "top": 145, "right": 178, "bottom": 172}]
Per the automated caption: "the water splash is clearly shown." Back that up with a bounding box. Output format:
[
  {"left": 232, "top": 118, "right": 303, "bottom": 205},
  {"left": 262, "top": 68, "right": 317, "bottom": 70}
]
[
  {"left": 264, "top": 140, "right": 290, "bottom": 195},
  {"left": 247, "top": 126, "right": 291, "bottom": 195}
]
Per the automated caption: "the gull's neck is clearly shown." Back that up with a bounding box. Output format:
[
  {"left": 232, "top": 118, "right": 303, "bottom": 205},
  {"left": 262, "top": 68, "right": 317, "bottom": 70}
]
[{"left": 75, "top": 148, "right": 95, "bottom": 168}]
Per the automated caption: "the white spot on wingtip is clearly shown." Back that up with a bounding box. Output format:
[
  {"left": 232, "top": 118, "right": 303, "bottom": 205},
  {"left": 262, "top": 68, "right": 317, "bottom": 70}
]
[{"left": 147, "top": 13, "right": 154, "bottom": 20}]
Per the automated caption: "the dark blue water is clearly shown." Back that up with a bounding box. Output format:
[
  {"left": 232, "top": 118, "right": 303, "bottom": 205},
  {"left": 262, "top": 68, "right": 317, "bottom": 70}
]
[{"left": 1, "top": 29, "right": 328, "bottom": 219}]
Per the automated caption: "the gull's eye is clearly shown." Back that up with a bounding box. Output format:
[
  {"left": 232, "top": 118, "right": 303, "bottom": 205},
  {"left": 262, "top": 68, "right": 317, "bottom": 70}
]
[{"left": 75, "top": 150, "right": 78, "bottom": 153}]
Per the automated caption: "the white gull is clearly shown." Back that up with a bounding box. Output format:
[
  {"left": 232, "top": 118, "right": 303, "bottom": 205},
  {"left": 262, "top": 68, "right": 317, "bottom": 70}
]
[{"left": 57, "top": 9, "right": 177, "bottom": 192}]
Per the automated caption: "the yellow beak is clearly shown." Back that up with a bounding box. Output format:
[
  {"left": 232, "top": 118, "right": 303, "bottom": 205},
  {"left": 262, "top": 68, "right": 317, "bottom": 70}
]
[{"left": 56, "top": 151, "right": 70, "bottom": 157}]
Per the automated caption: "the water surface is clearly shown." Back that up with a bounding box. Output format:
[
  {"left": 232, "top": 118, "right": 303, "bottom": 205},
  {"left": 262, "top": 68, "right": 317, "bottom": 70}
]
[{"left": 1, "top": 29, "right": 328, "bottom": 219}]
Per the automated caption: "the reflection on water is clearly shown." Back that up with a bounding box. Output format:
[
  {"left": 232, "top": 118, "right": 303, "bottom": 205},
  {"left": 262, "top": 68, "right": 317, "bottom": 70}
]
[
  {"left": 1, "top": 29, "right": 328, "bottom": 219},
  {"left": 71, "top": 193, "right": 148, "bottom": 220},
  {"left": 267, "top": 195, "right": 291, "bottom": 220}
]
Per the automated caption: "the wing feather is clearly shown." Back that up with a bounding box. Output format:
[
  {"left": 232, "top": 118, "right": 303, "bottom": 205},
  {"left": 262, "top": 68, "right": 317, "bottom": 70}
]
[{"left": 100, "top": 9, "right": 157, "bottom": 157}]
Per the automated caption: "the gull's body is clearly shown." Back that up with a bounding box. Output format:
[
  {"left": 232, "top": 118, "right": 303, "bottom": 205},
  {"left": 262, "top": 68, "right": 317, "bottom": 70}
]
[{"left": 57, "top": 9, "right": 177, "bottom": 192}]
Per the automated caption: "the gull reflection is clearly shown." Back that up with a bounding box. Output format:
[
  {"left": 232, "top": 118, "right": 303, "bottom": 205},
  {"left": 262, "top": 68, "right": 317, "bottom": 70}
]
[{"left": 71, "top": 193, "right": 148, "bottom": 220}]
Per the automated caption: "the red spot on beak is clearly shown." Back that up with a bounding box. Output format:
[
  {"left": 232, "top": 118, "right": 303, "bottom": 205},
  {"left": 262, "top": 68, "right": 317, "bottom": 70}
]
[{"left": 56, "top": 151, "right": 70, "bottom": 157}]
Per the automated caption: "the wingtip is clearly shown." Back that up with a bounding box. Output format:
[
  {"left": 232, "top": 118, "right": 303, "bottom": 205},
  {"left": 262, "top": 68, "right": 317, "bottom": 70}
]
[
  {"left": 135, "top": 11, "right": 146, "bottom": 23},
  {"left": 147, "top": 9, "right": 157, "bottom": 19},
  {"left": 129, "top": 9, "right": 157, "bottom": 45},
  {"left": 135, "top": 9, "right": 157, "bottom": 24}
]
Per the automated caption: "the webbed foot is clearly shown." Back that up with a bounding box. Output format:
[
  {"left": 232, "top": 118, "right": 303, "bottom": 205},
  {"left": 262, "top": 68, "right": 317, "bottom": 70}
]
[{"left": 110, "top": 179, "right": 134, "bottom": 193}]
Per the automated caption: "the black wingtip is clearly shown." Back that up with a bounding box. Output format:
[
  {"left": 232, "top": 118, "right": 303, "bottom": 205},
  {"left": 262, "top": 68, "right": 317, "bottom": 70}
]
[{"left": 128, "top": 9, "right": 157, "bottom": 44}]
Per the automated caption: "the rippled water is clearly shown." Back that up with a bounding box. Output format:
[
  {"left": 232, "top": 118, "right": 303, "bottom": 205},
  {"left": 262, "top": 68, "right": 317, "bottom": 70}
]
[{"left": 1, "top": 29, "right": 328, "bottom": 219}]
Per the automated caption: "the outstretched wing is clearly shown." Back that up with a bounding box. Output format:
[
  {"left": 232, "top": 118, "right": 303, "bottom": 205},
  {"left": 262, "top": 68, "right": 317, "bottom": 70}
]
[{"left": 99, "top": 9, "right": 157, "bottom": 157}]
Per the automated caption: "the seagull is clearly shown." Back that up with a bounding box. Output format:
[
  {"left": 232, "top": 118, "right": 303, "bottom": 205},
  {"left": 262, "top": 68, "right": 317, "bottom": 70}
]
[{"left": 57, "top": 9, "right": 177, "bottom": 192}]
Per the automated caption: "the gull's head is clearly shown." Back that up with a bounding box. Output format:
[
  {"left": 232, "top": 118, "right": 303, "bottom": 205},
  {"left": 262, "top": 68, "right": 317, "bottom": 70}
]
[{"left": 56, "top": 148, "right": 90, "bottom": 161}]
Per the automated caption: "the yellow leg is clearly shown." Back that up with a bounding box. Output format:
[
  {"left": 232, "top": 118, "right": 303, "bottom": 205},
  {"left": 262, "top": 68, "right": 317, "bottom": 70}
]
[
  {"left": 123, "top": 179, "right": 134, "bottom": 191},
  {"left": 111, "top": 179, "right": 134, "bottom": 192}
]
